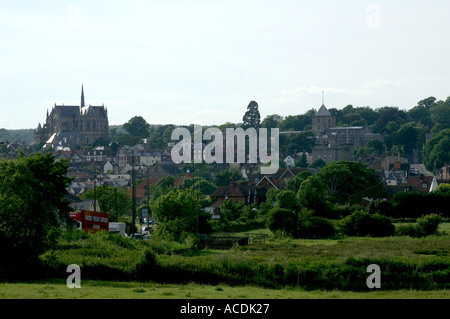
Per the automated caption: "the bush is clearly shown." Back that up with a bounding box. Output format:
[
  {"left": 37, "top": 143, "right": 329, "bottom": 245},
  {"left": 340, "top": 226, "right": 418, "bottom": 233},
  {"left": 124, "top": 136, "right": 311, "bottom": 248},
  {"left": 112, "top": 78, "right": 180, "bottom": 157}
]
[
  {"left": 416, "top": 214, "right": 443, "bottom": 236},
  {"left": 395, "top": 214, "right": 443, "bottom": 238},
  {"left": 339, "top": 210, "right": 395, "bottom": 237},
  {"left": 266, "top": 207, "right": 298, "bottom": 236},
  {"left": 367, "top": 198, "right": 394, "bottom": 216},
  {"left": 298, "top": 216, "right": 336, "bottom": 239}
]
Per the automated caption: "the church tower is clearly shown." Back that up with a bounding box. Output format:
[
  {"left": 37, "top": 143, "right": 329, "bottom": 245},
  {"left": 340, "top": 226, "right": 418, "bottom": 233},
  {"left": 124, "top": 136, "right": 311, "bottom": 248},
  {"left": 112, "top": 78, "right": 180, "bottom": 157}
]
[{"left": 311, "top": 92, "right": 335, "bottom": 136}]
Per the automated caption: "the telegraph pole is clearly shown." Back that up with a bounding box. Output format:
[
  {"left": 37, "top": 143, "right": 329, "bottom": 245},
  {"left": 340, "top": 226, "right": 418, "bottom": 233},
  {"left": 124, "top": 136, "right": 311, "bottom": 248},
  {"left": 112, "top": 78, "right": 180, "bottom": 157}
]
[{"left": 131, "top": 148, "right": 136, "bottom": 235}]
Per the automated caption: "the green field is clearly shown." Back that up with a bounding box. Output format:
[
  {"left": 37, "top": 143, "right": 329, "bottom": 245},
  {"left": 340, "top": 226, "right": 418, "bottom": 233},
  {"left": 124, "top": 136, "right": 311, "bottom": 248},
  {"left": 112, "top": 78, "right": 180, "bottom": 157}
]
[
  {"left": 0, "top": 279, "right": 448, "bottom": 299},
  {"left": 1, "top": 224, "right": 449, "bottom": 299}
]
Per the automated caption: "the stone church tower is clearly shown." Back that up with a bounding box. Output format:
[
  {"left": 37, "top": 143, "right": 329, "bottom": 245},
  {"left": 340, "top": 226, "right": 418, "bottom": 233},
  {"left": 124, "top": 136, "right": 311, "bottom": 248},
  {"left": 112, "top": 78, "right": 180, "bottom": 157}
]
[
  {"left": 311, "top": 103, "right": 336, "bottom": 136},
  {"left": 35, "top": 86, "right": 110, "bottom": 148}
]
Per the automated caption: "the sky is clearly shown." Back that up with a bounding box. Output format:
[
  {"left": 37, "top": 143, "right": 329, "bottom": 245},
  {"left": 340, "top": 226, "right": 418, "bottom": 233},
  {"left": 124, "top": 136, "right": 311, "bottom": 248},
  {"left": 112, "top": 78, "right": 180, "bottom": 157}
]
[{"left": 1, "top": 0, "right": 450, "bottom": 129}]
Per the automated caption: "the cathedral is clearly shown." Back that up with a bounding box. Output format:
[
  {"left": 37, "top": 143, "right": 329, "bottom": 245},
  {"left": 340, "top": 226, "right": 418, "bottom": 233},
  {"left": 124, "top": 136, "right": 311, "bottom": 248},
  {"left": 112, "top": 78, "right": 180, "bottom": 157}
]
[{"left": 35, "top": 86, "right": 110, "bottom": 148}]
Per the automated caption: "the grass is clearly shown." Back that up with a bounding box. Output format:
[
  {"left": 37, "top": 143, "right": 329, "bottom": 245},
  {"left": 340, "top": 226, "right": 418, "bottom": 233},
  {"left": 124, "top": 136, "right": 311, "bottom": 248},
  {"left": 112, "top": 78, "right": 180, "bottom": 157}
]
[
  {"left": 2, "top": 225, "right": 449, "bottom": 297},
  {"left": 0, "top": 279, "right": 448, "bottom": 299}
]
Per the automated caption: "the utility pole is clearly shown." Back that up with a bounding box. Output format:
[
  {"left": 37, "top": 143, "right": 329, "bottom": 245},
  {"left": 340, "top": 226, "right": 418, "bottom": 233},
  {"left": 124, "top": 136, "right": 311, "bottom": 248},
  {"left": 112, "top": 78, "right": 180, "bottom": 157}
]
[
  {"left": 93, "top": 160, "right": 97, "bottom": 212},
  {"left": 114, "top": 187, "right": 118, "bottom": 223},
  {"left": 131, "top": 148, "right": 136, "bottom": 235}
]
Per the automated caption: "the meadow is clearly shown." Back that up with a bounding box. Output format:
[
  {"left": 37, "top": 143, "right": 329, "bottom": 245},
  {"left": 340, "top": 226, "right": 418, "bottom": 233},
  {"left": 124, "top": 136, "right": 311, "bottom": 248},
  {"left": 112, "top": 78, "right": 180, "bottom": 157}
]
[{"left": 1, "top": 223, "right": 448, "bottom": 299}]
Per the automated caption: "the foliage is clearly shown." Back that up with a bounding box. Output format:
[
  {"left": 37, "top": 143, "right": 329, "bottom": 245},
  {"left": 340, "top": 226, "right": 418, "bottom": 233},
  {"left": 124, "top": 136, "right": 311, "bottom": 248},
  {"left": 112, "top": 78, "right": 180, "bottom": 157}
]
[
  {"left": 415, "top": 214, "right": 443, "bottom": 237},
  {"left": 38, "top": 228, "right": 450, "bottom": 291},
  {"left": 178, "top": 177, "right": 217, "bottom": 196},
  {"left": 392, "top": 191, "right": 449, "bottom": 218},
  {"left": 317, "top": 161, "right": 380, "bottom": 204},
  {"left": 434, "top": 183, "right": 450, "bottom": 195},
  {"left": 0, "top": 153, "right": 72, "bottom": 279},
  {"left": 423, "top": 128, "right": 450, "bottom": 174},
  {"left": 339, "top": 210, "right": 395, "bottom": 237},
  {"left": 259, "top": 188, "right": 279, "bottom": 214},
  {"left": 297, "top": 175, "right": 331, "bottom": 217},
  {"left": 309, "top": 158, "right": 326, "bottom": 169},
  {"left": 151, "top": 189, "right": 212, "bottom": 242},
  {"left": 396, "top": 214, "right": 443, "bottom": 237},
  {"left": 181, "top": 160, "right": 214, "bottom": 182},
  {"left": 275, "top": 190, "right": 299, "bottom": 211},
  {"left": 294, "top": 152, "right": 308, "bottom": 168},
  {"left": 284, "top": 170, "right": 313, "bottom": 193},
  {"left": 81, "top": 185, "right": 130, "bottom": 222},
  {"left": 122, "top": 116, "right": 150, "bottom": 139},
  {"left": 266, "top": 207, "right": 298, "bottom": 236},
  {"left": 366, "top": 198, "right": 394, "bottom": 216},
  {"left": 261, "top": 114, "right": 283, "bottom": 129},
  {"left": 213, "top": 168, "right": 244, "bottom": 186},
  {"left": 242, "top": 100, "right": 261, "bottom": 129},
  {"left": 279, "top": 131, "right": 315, "bottom": 154},
  {"left": 296, "top": 209, "right": 336, "bottom": 239},
  {"left": 355, "top": 139, "right": 385, "bottom": 157}
]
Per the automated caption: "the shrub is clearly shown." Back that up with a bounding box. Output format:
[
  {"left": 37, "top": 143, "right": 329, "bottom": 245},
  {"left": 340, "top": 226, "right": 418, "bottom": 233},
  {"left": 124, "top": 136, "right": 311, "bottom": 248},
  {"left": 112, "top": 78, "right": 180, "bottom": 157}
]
[
  {"left": 266, "top": 207, "right": 298, "bottom": 236},
  {"left": 367, "top": 198, "right": 394, "bottom": 216},
  {"left": 339, "top": 210, "right": 395, "bottom": 237},
  {"left": 416, "top": 214, "right": 443, "bottom": 237},
  {"left": 298, "top": 216, "right": 336, "bottom": 239},
  {"left": 395, "top": 214, "right": 443, "bottom": 238}
]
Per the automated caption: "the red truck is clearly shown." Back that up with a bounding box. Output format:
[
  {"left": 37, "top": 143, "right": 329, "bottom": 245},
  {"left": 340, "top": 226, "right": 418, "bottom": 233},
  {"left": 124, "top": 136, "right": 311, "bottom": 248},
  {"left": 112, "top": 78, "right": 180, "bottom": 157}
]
[{"left": 70, "top": 210, "right": 109, "bottom": 233}]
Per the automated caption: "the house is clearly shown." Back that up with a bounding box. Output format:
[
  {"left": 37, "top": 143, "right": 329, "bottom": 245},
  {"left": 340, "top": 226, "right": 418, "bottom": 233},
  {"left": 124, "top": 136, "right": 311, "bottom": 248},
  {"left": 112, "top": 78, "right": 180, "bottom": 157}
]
[
  {"left": 147, "top": 162, "right": 181, "bottom": 179},
  {"left": 103, "top": 160, "right": 113, "bottom": 174},
  {"left": 140, "top": 151, "right": 162, "bottom": 166},
  {"left": 207, "top": 182, "right": 259, "bottom": 217},
  {"left": 385, "top": 172, "right": 398, "bottom": 186},
  {"left": 407, "top": 175, "right": 435, "bottom": 193},
  {"left": 283, "top": 155, "right": 295, "bottom": 167}
]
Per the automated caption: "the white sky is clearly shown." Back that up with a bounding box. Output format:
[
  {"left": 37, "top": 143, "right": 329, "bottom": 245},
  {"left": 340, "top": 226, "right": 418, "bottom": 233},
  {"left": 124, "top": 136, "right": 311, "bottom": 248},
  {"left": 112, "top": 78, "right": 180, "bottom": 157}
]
[{"left": 1, "top": 0, "right": 449, "bottom": 129}]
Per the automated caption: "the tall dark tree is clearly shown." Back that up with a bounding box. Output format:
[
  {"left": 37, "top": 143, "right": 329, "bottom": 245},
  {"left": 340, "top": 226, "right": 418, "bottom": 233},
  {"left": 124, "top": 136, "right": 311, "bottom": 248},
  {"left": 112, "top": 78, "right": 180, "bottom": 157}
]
[
  {"left": 123, "top": 116, "right": 150, "bottom": 139},
  {"left": 0, "top": 153, "right": 72, "bottom": 279},
  {"left": 242, "top": 101, "right": 261, "bottom": 129}
]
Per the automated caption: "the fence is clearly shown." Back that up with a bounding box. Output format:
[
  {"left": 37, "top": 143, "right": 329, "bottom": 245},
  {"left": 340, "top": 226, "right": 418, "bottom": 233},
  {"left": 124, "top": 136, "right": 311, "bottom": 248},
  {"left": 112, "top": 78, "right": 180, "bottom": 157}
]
[{"left": 199, "top": 232, "right": 268, "bottom": 250}]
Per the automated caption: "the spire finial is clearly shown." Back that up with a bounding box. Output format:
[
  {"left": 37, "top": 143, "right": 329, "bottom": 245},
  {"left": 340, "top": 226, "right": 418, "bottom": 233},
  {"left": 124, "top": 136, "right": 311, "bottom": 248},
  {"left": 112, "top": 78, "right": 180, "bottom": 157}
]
[
  {"left": 81, "top": 84, "right": 85, "bottom": 108},
  {"left": 322, "top": 91, "right": 324, "bottom": 106}
]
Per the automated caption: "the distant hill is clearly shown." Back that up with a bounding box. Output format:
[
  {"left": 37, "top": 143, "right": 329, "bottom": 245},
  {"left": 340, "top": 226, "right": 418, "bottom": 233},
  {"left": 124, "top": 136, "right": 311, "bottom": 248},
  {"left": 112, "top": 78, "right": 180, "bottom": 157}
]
[
  {"left": 0, "top": 128, "right": 35, "bottom": 144},
  {"left": 0, "top": 126, "right": 125, "bottom": 145}
]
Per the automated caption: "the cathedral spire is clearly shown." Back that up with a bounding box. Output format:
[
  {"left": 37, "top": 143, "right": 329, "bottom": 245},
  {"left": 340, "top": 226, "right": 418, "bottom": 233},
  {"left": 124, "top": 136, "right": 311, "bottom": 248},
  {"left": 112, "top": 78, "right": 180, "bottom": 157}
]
[{"left": 81, "top": 84, "right": 85, "bottom": 108}]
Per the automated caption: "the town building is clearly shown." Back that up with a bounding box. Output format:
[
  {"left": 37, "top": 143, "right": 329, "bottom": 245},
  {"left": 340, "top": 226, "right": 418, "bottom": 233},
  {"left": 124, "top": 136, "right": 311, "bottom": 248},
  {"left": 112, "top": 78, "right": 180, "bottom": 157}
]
[
  {"left": 34, "top": 85, "right": 110, "bottom": 148},
  {"left": 310, "top": 103, "right": 384, "bottom": 163}
]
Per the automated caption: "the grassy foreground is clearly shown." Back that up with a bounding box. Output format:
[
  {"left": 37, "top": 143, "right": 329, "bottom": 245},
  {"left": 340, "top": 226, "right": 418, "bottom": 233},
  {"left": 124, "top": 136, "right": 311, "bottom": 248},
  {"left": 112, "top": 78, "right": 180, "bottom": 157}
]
[{"left": 0, "top": 279, "right": 448, "bottom": 299}]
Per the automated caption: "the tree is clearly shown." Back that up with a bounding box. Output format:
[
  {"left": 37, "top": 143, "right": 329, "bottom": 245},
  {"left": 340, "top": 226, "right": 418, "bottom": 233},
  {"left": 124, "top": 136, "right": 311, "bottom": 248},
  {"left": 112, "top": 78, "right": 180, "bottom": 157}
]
[
  {"left": 220, "top": 199, "right": 246, "bottom": 221},
  {"left": 317, "top": 161, "right": 380, "bottom": 204},
  {"left": 355, "top": 139, "right": 385, "bottom": 157},
  {"left": 280, "top": 131, "right": 315, "bottom": 154},
  {"left": 297, "top": 175, "right": 330, "bottom": 216},
  {"left": 242, "top": 101, "right": 261, "bottom": 129},
  {"left": 430, "top": 98, "right": 450, "bottom": 127},
  {"left": 266, "top": 207, "right": 298, "bottom": 236},
  {"left": 81, "top": 185, "right": 130, "bottom": 222},
  {"left": 178, "top": 177, "right": 217, "bottom": 196},
  {"left": 213, "top": 169, "right": 244, "bottom": 186},
  {"left": 309, "top": 158, "right": 326, "bottom": 169},
  {"left": 0, "top": 153, "right": 72, "bottom": 279},
  {"left": 434, "top": 183, "right": 450, "bottom": 195},
  {"left": 261, "top": 114, "right": 283, "bottom": 129},
  {"left": 151, "top": 189, "right": 211, "bottom": 242},
  {"left": 295, "top": 152, "right": 308, "bottom": 168},
  {"left": 423, "top": 129, "right": 450, "bottom": 174},
  {"left": 275, "top": 190, "right": 299, "bottom": 211},
  {"left": 122, "top": 116, "right": 150, "bottom": 140}
]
